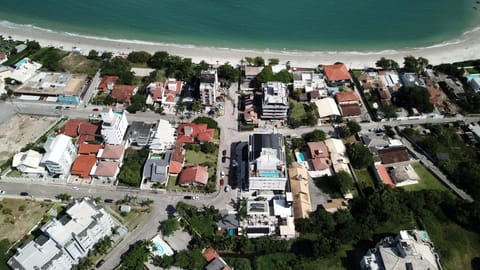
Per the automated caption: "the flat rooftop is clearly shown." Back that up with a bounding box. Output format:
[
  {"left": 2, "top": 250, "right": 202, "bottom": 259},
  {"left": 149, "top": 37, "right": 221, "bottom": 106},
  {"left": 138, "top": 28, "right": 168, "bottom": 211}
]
[{"left": 13, "top": 72, "right": 88, "bottom": 96}]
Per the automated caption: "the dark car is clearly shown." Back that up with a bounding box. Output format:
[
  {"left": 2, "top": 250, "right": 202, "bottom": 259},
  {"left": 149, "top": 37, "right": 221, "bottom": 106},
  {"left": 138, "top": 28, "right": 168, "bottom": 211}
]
[
  {"left": 92, "top": 108, "right": 99, "bottom": 112},
  {"left": 104, "top": 199, "right": 114, "bottom": 203},
  {"left": 222, "top": 156, "right": 226, "bottom": 163},
  {"left": 184, "top": 195, "right": 192, "bottom": 200},
  {"left": 222, "top": 149, "right": 227, "bottom": 156},
  {"left": 220, "top": 178, "right": 225, "bottom": 186},
  {"left": 20, "top": 192, "right": 29, "bottom": 196},
  {"left": 96, "top": 259, "right": 105, "bottom": 268}
]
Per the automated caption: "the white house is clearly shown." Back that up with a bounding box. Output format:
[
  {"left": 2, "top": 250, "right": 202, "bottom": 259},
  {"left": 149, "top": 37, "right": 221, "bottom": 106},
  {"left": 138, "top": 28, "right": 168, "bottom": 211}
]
[
  {"left": 100, "top": 108, "right": 128, "bottom": 145},
  {"left": 41, "top": 134, "right": 76, "bottom": 175},
  {"left": 8, "top": 199, "right": 115, "bottom": 270},
  {"left": 149, "top": 119, "right": 176, "bottom": 152},
  {"left": 12, "top": 150, "right": 46, "bottom": 176}
]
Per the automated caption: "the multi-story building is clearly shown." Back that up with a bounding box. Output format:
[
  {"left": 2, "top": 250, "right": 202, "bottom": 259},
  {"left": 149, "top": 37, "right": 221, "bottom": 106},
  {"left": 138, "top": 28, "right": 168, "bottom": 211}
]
[
  {"left": 199, "top": 69, "right": 218, "bottom": 107},
  {"left": 261, "top": 82, "right": 289, "bottom": 120},
  {"left": 100, "top": 108, "right": 128, "bottom": 145},
  {"left": 360, "top": 230, "right": 441, "bottom": 270},
  {"left": 247, "top": 133, "right": 287, "bottom": 191},
  {"left": 8, "top": 199, "right": 115, "bottom": 270},
  {"left": 41, "top": 134, "right": 77, "bottom": 175}
]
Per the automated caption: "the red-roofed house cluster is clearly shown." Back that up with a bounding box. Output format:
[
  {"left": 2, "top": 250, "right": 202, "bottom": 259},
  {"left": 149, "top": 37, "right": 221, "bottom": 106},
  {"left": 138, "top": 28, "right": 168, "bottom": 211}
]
[
  {"left": 97, "top": 75, "right": 138, "bottom": 105},
  {"left": 177, "top": 123, "right": 215, "bottom": 144},
  {"left": 146, "top": 78, "right": 183, "bottom": 113}
]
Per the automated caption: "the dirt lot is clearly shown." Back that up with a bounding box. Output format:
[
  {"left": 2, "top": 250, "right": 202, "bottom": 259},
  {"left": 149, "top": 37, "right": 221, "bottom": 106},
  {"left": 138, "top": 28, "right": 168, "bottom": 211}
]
[
  {"left": 0, "top": 198, "right": 53, "bottom": 243},
  {"left": 0, "top": 114, "right": 57, "bottom": 163}
]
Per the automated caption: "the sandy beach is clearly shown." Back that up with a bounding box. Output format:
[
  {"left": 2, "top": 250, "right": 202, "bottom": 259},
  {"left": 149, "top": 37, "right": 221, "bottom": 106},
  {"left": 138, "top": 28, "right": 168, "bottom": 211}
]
[{"left": 1, "top": 22, "right": 479, "bottom": 68}]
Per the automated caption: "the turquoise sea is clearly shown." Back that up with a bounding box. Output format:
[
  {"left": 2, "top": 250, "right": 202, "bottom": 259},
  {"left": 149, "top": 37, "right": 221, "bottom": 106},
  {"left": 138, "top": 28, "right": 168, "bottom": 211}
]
[{"left": 0, "top": 0, "right": 478, "bottom": 51}]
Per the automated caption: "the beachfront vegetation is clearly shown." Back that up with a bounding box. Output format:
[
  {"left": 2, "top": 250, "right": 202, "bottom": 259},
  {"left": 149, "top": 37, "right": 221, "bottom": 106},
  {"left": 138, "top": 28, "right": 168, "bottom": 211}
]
[
  {"left": 101, "top": 56, "right": 134, "bottom": 84},
  {"left": 287, "top": 100, "right": 318, "bottom": 128},
  {"left": 217, "top": 62, "right": 240, "bottom": 84},
  {"left": 253, "top": 65, "right": 292, "bottom": 87},
  {"left": 394, "top": 86, "right": 434, "bottom": 113},
  {"left": 127, "top": 51, "right": 151, "bottom": 64},
  {"left": 375, "top": 57, "right": 399, "bottom": 70},
  {"left": 403, "top": 56, "right": 429, "bottom": 74}
]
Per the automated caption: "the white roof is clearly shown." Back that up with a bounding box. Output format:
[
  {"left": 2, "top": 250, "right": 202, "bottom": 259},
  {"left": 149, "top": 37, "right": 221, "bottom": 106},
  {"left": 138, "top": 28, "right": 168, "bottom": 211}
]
[
  {"left": 279, "top": 216, "right": 296, "bottom": 238},
  {"left": 42, "top": 134, "right": 73, "bottom": 164},
  {"left": 315, "top": 98, "right": 340, "bottom": 118},
  {"left": 11, "top": 238, "right": 62, "bottom": 270},
  {"left": 271, "top": 64, "right": 287, "bottom": 73},
  {"left": 150, "top": 119, "right": 175, "bottom": 150},
  {"left": 273, "top": 199, "right": 292, "bottom": 218},
  {"left": 12, "top": 150, "right": 43, "bottom": 168},
  {"left": 10, "top": 59, "right": 42, "bottom": 83}
]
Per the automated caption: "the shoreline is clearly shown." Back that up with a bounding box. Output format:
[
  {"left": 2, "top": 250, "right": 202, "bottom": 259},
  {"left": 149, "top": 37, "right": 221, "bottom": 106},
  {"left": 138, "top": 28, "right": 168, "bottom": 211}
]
[{"left": 1, "top": 21, "right": 480, "bottom": 68}]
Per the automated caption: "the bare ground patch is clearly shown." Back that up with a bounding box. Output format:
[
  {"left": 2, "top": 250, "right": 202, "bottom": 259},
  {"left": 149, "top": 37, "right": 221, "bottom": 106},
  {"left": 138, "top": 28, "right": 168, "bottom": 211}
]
[{"left": 0, "top": 115, "right": 57, "bottom": 163}]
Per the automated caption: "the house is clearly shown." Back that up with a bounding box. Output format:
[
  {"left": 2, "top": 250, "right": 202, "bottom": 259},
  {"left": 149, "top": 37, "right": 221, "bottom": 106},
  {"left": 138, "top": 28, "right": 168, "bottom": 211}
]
[
  {"left": 161, "top": 78, "right": 183, "bottom": 110},
  {"left": 244, "top": 66, "right": 264, "bottom": 81},
  {"left": 360, "top": 230, "right": 441, "bottom": 270},
  {"left": 120, "top": 205, "right": 131, "bottom": 213},
  {"left": 12, "top": 150, "right": 46, "bottom": 176},
  {"left": 100, "top": 109, "right": 128, "bottom": 145},
  {"left": 111, "top": 84, "right": 138, "bottom": 104},
  {"left": 374, "top": 164, "right": 396, "bottom": 188},
  {"left": 243, "top": 107, "right": 259, "bottom": 126},
  {"left": 322, "top": 198, "right": 348, "bottom": 213},
  {"left": 203, "top": 247, "right": 231, "bottom": 270},
  {"left": 169, "top": 142, "right": 185, "bottom": 175},
  {"left": 97, "top": 144, "right": 125, "bottom": 161},
  {"left": 261, "top": 81, "right": 289, "bottom": 120},
  {"left": 307, "top": 141, "right": 332, "bottom": 177},
  {"left": 389, "top": 164, "right": 420, "bottom": 187},
  {"left": 378, "top": 146, "right": 409, "bottom": 164},
  {"left": 335, "top": 91, "right": 360, "bottom": 105},
  {"left": 60, "top": 119, "right": 100, "bottom": 139},
  {"left": 9, "top": 199, "right": 115, "bottom": 270},
  {"left": 288, "top": 165, "right": 312, "bottom": 219},
  {"left": 91, "top": 161, "right": 120, "bottom": 180},
  {"left": 71, "top": 156, "right": 97, "bottom": 178},
  {"left": 315, "top": 97, "right": 341, "bottom": 122},
  {"left": 324, "top": 138, "right": 350, "bottom": 174},
  {"left": 143, "top": 151, "right": 172, "bottom": 184},
  {"left": 293, "top": 71, "right": 328, "bottom": 97},
  {"left": 178, "top": 166, "right": 208, "bottom": 186},
  {"left": 77, "top": 144, "right": 102, "bottom": 156},
  {"left": 15, "top": 44, "right": 27, "bottom": 53},
  {"left": 247, "top": 133, "right": 287, "bottom": 191},
  {"left": 97, "top": 75, "right": 119, "bottom": 92},
  {"left": 199, "top": 69, "right": 218, "bottom": 107},
  {"left": 10, "top": 58, "right": 42, "bottom": 83},
  {"left": 177, "top": 123, "right": 215, "bottom": 144},
  {"left": 150, "top": 119, "right": 176, "bottom": 151},
  {"left": 323, "top": 63, "right": 352, "bottom": 86},
  {"left": 0, "top": 53, "right": 8, "bottom": 64},
  {"left": 41, "top": 134, "right": 77, "bottom": 175},
  {"left": 126, "top": 121, "right": 154, "bottom": 146},
  {"left": 146, "top": 81, "right": 164, "bottom": 104},
  {"left": 339, "top": 104, "right": 362, "bottom": 118}
]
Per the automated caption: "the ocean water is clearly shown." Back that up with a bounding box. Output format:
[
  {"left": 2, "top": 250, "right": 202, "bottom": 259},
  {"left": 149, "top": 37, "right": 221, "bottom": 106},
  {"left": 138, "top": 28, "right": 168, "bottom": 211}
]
[{"left": 0, "top": 0, "right": 478, "bottom": 51}]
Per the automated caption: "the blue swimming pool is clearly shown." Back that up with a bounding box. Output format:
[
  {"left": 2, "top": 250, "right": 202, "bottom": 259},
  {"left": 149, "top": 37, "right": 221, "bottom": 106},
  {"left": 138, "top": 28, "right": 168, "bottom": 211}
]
[
  {"left": 15, "top": 58, "right": 28, "bottom": 68},
  {"left": 153, "top": 242, "right": 165, "bottom": 255},
  {"left": 295, "top": 152, "right": 305, "bottom": 162},
  {"left": 419, "top": 231, "right": 429, "bottom": 240},
  {"left": 260, "top": 172, "right": 281, "bottom": 178},
  {"left": 466, "top": 74, "right": 480, "bottom": 81}
]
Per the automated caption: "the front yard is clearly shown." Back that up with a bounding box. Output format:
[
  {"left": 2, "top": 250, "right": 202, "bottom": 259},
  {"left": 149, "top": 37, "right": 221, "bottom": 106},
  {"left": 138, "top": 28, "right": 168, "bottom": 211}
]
[{"left": 402, "top": 162, "right": 449, "bottom": 192}]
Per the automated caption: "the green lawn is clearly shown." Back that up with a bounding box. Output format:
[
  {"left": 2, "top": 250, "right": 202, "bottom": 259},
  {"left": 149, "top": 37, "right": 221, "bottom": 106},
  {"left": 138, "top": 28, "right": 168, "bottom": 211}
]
[
  {"left": 401, "top": 162, "right": 449, "bottom": 192},
  {"left": 354, "top": 168, "right": 376, "bottom": 190},
  {"left": 352, "top": 70, "right": 363, "bottom": 78},
  {"left": 288, "top": 100, "right": 307, "bottom": 121}
]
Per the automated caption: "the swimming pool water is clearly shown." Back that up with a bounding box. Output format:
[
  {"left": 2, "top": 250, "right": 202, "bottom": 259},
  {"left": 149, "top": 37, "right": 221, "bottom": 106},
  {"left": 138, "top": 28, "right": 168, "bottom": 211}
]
[
  {"left": 466, "top": 74, "right": 480, "bottom": 81},
  {"left": 260, "top": 172, "right": 281, "bottom": 178},
  {"left": 295, "top": 152, "right": 305, "bottom": 162},
  {"left": 153, "top": 242, "right": 165, "bottom": 255}
]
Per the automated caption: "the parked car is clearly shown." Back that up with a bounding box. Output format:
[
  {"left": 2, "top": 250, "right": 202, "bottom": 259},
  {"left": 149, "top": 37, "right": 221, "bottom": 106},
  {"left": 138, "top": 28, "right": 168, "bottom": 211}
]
[
  {"left": 184, "top": 195, "right": 199, "bottom": 200},
  {"left": 104, "top": 199, "right": 114, "bottom": 203},
  {"left": 20, "top": 192, "right": 29, "bottom": 196},
  {"left": 96, "top": 259, "right": 105, "bottom": 268},
  {"left": 222, "top": 149, "right": 227, "bottom": 156},
  {"left": 224, "top": 185, "right": 230, "bottom": 192},
  {"left": 220, "top": 179, "right": 224, "bottom": 186},
  {"left": 92, "top": 108, "right": 99, "bottom": 112},
  {"left": 222, "top": 156, "right": 226, "bottom": 163},
  {"left": 221, "top": 171, "right": 225, "bottom": 177},
  {"left": 0, "top": 190, "right": 5, "bottom": 194}
]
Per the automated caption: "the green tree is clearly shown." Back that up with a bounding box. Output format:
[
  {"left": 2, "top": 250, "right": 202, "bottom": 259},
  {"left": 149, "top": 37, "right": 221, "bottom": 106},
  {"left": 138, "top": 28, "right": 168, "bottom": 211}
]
[
  {"left": 161, "top": 218, "right": 180, "bottom": 236},
  {"left": 127, "top": 51, "right": 151, "bottom": 63},
  {"left": 93, "top": 236, "right": 113, "bottom": 255},
  {"left": 338, "top": 126, "right": 351, "bottom": 138},
  {"left": 55, "top": 193, "right": 71, "bottom": 202},
  {"left": 101, "top": 51, "right": 113, "bottom": 60},
  {"left": 403, "top": 56, "right": 429, "bottom": 74},
  {"left": 101, "top": 57, "right": 134, "bottom": 84},
  {"left": 346, "top": 121, "right": 361, "bottom": 134},
  {"left": 347, "top": 144, "right": 374, "bottom": 169},
  {"left": 201, "top": 141, "right": 217, "bottom": 154},
  {"left": 375, "top": 57, "right": 399, "bottom": 70},
  {"left": 304, "top": 129, "right": 326, "bottom": 142},
  {"left": 87, "top": 49, "right": 99, "bottom": 59},
  {"left": 191, "top": 100, "right": 204, "bottom": 113},
  {"left": 268, "top": 58, "right": 280, "bottom": 65},
  {"left": 120, "top": 240, "right": 150, "bottom": 270},
  {"left": 253, "top": 56, "right": 265, "bottom": 66},
  {"left": 148, "top": 51, "right": 170, "bottom": 69},
  {"left": 217, "top": 63, "right": 240, "bottom": 83},
  {"left": 26, "top": 40, "right": 40, "bottom": 51},
  {"left": 75, "top": 257, "right": 93, "bottom": 270},
  {"left": 274, "top": 69, "right": 293, "bottom": 83},
  {"left": 174, "top": 249, "right": 206, "bottom": 270},
  {"left": 336, "top": 171, "right": 354, "bottom": 194},
  {"left": 395, "top": 86, "right": 434, "bottom": 113},
  {"left": 152, "top": 255, "right": 175, "bottom": 268},
  {"left": 192, "top": 117, "right": 218, "bottom": 129}
]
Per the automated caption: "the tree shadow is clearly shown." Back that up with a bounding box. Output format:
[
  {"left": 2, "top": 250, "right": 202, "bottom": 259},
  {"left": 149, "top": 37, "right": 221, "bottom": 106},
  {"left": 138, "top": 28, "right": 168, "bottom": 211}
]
[
  {"left": 472, "top": 257, "right": 480, "bottom": 270},
  {"left": 341, "top": 233, "right": 396, "bottom": 270}
]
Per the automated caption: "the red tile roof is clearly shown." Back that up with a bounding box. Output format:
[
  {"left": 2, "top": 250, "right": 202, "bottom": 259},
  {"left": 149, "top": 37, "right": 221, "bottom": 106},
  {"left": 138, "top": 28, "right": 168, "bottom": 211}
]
[
  {"left": 163, "top": 80, "right": 182, "bottom": 102},
  {"left": 78, "top": 135, "right": 97, "bottom": 145},
  {"left": 339, "top": 104, "right": 362, "bottom": 117},
  {"left": 71, "top": 156, "right": 96, "bottom": 178},
  {"left": 307, "top": 142, "right": 329, "bottom": 159},
  {"left": 148, "top": 82, "right": 164, "bottom": 101},
  {"left": 78, "top": 144, "right": 102, "bottom": 155},
  {"left": 169, "top": 142, "right": 184, "bottom": 174},
  {"left": 112, "top": 85, "right": 137, "bottom": 104},
  {"left": 378, "top": 147, "right": 409, "bottom": 164},
  {"left": 98, "top": 144, "right": 125, "bottom": 160},
  {"left": 335, "top": 91, "right": 360, "bottom": 103},
  {"left": 324, "top": 64, "right": 352, "bottom": 82},
  {"left": 203, "top": 247, "right": 219, "bottom": 262},
  {"left": 177, "top": 123, "right": 215, "bottom": 143},
  {"left": 177, "top": 135, "right": 195, "bottom": 144},
  {"left": 60, "top": 120, "right": 100, "bottom": 138},
  {"left": 0, "top": 53, "right": 7, "bottom": 60},
  {"left": 98, "top": 76, "right": 119, "bottom": 91},
  {"left": 93, "top": 161, "right": 119, "bottom": 177},
  {"left": 375, "top": 164, "right": 395, "bottom": 188},
  {"left": 178, "top": 166, "right": 208, "bottom": 185},
  {"left": 311, "top": 158, "right": 330, "bottom": 171}
]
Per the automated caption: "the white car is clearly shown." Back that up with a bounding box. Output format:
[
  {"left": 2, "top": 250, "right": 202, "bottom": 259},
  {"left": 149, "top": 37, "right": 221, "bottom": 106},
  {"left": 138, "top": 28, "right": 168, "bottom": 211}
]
[
  {"left": 72, "top": 186, "right": 79, "bottom": 190},
  {"left": 221, "top": 171, "right": 225, "bottom": 177},
  {"left": 0, "top": 190, "right": 5, "bottom": 194}
]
